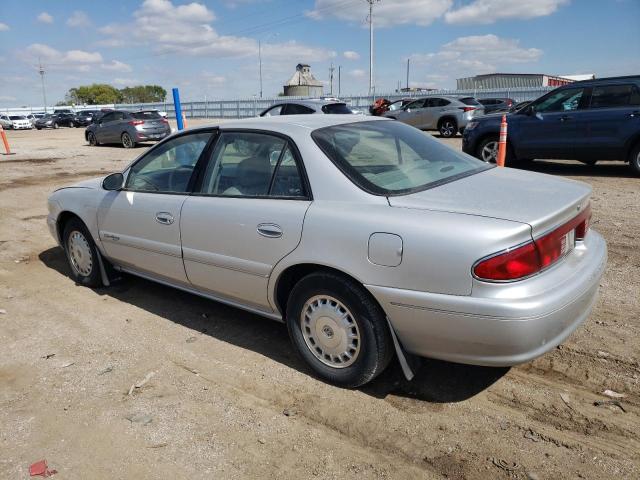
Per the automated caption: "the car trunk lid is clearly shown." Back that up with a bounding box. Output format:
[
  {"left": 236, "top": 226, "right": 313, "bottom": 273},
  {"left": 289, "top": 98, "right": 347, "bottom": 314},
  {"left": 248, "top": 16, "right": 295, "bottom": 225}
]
[{"left": 387, "top": 167, "right": 591, "bottom": 237}]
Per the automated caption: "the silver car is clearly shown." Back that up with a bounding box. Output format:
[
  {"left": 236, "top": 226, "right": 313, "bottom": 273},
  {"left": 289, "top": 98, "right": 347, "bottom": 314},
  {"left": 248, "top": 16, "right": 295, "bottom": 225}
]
[
  {"left": 384, "top": 95, "right": 485, "bottom": 137},
  {"left": 47, "top": 115, "right": 606, "bottom": 387},
  {"left": 260, "top": 99, "right": 357, "bottom": 117},
  {"left": 85, "top": 110, "right": 171, "bottom": 148}
]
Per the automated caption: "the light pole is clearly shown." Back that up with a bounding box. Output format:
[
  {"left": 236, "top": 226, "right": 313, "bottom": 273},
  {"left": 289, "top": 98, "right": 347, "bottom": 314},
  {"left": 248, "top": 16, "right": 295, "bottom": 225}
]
[
  {"left": 38, "top": 58, "right": 47, "bottom": 113},
  {"left": 366, "top": 0, "right": 379, "bottom": 96},
  {"left": 258, "top": 33, "right": 278, "bottom": 99}
]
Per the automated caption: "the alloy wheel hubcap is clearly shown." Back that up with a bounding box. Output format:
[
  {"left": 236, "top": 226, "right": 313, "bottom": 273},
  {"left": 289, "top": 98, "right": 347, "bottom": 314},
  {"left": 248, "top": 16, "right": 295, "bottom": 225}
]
[
  {"left": 481, "top": 141, "right": 498, "bottom": 162},
  {"left": 67, "top": 230, "right": 93, "bottom": 277},
  {"left": 123, "top": 134, "right": 132, "bottom": 147},
  {"left": 300, "top": 295, "right": 360, "bottom": 368},
  {"left": 441, "top": 122, "right": 455, "bottom": 136}
]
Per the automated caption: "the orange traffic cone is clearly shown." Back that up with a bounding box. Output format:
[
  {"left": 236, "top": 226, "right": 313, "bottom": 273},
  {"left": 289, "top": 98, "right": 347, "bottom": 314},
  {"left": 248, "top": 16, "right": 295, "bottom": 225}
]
[
  {"left": 182, "top": 113, "right": 188, "bottom": 129},
  {"left": 0, "top": 124, "right": 14, "bottom": 156},
  {"left": 496, "top": 114, "right": 508, "bottom": 167}
]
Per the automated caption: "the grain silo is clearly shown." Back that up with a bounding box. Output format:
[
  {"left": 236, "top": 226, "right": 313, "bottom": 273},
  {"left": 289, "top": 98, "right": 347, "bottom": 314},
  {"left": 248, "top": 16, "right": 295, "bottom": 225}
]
[{"left": 283, "top": 64, "right": 324, "bottom": 97}]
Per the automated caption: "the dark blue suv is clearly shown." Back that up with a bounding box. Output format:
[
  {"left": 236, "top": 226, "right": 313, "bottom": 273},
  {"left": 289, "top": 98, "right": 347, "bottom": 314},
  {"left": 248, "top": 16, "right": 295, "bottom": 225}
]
[{"left": 462, "top": 76, "right": 640, "bottom": 174}]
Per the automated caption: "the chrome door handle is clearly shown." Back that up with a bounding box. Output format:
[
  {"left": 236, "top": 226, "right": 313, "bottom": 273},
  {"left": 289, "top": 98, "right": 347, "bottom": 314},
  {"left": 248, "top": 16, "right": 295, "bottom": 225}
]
[
  {"left": 257, "top": 223, "right": 283, "bottom": 238},
  {"left": 155, "top": 212, "right": 174, "bottom": 225},
  {"left": 630, "top": 111, "right": 640, "bottom": 118}
]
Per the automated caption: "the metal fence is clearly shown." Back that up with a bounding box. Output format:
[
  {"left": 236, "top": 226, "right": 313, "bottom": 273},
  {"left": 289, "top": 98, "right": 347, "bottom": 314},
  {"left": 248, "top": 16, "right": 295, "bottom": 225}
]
[{"left": 3, "top": 87, "right": 553, "bottom": 118}]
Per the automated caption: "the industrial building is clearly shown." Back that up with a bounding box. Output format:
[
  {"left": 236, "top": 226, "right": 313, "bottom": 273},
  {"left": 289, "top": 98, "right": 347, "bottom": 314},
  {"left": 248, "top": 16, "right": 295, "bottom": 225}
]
[
  {"left": 456, "top": 73, "right": 593, "bottom": 90},
  {"left": 283, "top": 64, "right": 324, "bottom": 97}
]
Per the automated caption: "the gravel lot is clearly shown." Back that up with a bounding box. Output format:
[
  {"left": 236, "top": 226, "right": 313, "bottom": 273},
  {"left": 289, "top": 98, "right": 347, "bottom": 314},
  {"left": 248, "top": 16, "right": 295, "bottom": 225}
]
[{"left": 0, "top": 121, "right": 638, "bottom": 479}]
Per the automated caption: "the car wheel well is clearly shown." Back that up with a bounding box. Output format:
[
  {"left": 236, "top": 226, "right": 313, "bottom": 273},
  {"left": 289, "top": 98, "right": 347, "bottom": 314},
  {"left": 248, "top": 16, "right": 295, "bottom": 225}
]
[
  {"left": 275, "top": 264, "right": 376, "bottom": 318},
  {"left": 56, "top": 211, "right": 84, "bottom": 245},
  {"left": 626, "top": 134, "right": 640, "bottom": 162},
  {"left": 437, "top": 116, "right": 457, "bottom": 128}
]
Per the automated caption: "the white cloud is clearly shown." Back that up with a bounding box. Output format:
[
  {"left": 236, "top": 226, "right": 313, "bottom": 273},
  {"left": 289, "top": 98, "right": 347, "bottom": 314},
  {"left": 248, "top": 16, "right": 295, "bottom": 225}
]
[
  {"left": 343, "top": 51, "right": 360, "bottom": 60},
  {"left": 37, "top": 12, "right": 54, "bottom": 24},
  {"left": 0, "top": 23, "right": 9, "bottom": 31},
  {"left": 307, "top": 0, "right": 452, "bottom": 27},
  {"left": 67, "top": 11, "right": 92, "bottom": 28},
  {"left": 409, "top": 35, "right": 543, "bottom": 85},
  {"left": 348, "top": 69, "right": 366, "bottom": 78},
  {"left": 0, "top": 95, "right": 17, "bottom": 102},
  {"left": 113, "top": 78, "right": 141, "bottom": 86},
  {"left": 99, "top": 0, "right": 335, "bottom": 62},
  {"left": 201, "top": 73, "right": 227, "bottom": 87},
  {"left": 445, "top": 0, "right": 569, "bottom": 25},
  {"left": 101, "top": 60, "right": 133, "bottom": 72}
]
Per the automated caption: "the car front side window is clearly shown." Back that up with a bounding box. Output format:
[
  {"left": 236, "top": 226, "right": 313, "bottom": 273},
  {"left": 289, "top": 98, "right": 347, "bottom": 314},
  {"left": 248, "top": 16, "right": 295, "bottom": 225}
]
[
  {"left": 126, "top": 132, "right": 213, "bottom": 193},
  {"left": 534, "top": 88, "right": 585, "bottom": 113}
]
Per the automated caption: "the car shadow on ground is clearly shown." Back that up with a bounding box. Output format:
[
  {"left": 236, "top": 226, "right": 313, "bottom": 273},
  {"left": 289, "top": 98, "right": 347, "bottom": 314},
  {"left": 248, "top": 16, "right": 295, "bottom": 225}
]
[
  {"left": 514, "top": 160, "right": 635, "bottom": 178},
  {"left": 39, "top": 246, "right": 508, "bottom": 403}
]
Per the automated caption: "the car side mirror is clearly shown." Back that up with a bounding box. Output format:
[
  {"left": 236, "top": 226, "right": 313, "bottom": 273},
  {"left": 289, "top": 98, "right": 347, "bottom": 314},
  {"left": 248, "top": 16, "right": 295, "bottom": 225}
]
[
  {"left": 525, "top": 105, "right": 536, "bottom": 116},
  {"left": 102, "top": 172, "right": 124, "bottom": 191}
]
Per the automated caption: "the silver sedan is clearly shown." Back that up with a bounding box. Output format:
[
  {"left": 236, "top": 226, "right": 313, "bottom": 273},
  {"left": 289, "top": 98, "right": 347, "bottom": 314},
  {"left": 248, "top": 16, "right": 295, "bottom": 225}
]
[{"left": 47, "top": 115, "right": 607, "bottom": 387}]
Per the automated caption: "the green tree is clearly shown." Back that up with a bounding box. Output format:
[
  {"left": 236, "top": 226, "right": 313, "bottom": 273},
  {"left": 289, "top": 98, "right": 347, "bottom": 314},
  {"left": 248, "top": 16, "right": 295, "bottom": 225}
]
[
  {"left": 119, "top": 85, "right": 167, "bottom": 103},
  {"left": 62, "top": 84, "right": 123, "bottom": 105}
]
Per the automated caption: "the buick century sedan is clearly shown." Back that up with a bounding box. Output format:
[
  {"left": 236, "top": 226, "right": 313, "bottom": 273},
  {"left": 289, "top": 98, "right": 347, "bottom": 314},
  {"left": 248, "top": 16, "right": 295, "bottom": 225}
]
[{"left": 47, "top": 116, "right": 607, "bottom": 387}]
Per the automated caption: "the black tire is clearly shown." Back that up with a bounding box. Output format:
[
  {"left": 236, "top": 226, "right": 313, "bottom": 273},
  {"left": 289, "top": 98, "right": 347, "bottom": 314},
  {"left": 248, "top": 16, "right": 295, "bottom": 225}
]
[
  {"left": 121, "top": 132, "right": 135, "bottom": 149},
  {"left": 438, "top": 118, "right": 458, "bottom": 137},
  {"left": 580, "top": 159, "right": 597, "bottom": 167},
  {"left": 286, "top": 271, "right": 393, "bottom": 388},
  {"left": 630, "top": 142, "right": 640, "bottom": 176},
  {"left": 36, "top": 127, "right": 41, "bottom": 130},
  {"left": 62, "top": 218, "right": 102, "bottom": 288},
  {"left": 69, "top": 121, "right": 75, "bottom": 128},
  {"left": 53, "top": 122, "right": 59, "bottom": 129},
  {"left": 87, "top": 132, "right": 98, "bottom": 146}
]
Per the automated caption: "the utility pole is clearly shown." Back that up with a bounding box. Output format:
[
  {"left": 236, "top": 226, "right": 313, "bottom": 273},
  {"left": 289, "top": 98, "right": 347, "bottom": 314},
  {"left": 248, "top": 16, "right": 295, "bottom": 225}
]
[
  {"left": 38, "top": 57, "right": 47, "bottom": 113},
  {"left": 338, "top": 66, "right": 341, "bottom": 97},
  {"left": 406, "top": 58, "right": 410, "bottom": 91},
  {"left": 366, "top": 0, "right": 379, "bottom": 96},
  {"left": 329, "top": 62, "right": 335, "bottom": 96},
  {"left": 258, "top": 40, "right": 263, "bottom": 98}
]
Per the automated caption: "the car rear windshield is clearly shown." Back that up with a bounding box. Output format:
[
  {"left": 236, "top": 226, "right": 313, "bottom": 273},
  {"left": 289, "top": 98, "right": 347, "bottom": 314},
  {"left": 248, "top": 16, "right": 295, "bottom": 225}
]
[
  {"left": 312, "top": 120, "right": 490, "bottom": 196},
  {"left": 131, "top": 111, "right": 161, "bottom": 120},
  {"left": 9, "top": 116, "right": 26, "bottom": 120},
  {"left": 459, "top": 97, "right": 481, "bottom": 106},
  {"left": 321, "top": 103, "right": 353, "bottom": 114}
]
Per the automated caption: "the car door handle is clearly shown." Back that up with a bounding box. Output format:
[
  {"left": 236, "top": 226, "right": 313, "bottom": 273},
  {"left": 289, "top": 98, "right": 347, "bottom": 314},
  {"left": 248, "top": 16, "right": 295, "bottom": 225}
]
[
  {"left": 257, "top": 223, "right": 283, "bottom": 238},
  {"left": 559, "top": 115, "right": 572, "bottom": 122},
  {"left": 629, "top": 111, "right": 640, "bottom": 118},
  {"left": 155, "top": 212, "right": 174, "bottom": 225}
]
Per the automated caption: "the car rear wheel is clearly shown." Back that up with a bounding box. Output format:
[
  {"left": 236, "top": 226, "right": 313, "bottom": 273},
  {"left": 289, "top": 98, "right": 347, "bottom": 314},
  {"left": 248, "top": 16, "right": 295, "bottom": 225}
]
[
  {"left": 286, "top": 271, "right": 393, "bottom": 388},
  {"left": 53, "top": 122, "right": 59, "bottom": 129},
  {"left": 630, "top": 143, "right": 640, "bottom": 176},
  {"left": 438, "top": 118, "right": 458, "bottom": 137},
  {"left": 87, "top": 132, "right": 98, "bottom": 146},
  {"left": 62, "top": 218, "right": 102, "bottom": 288},
  {"left": 477, "top": 136, "right": 499, "bottom": 163},
  {"left": 121, "top": 132, "right": 135, "bottom": 149}
]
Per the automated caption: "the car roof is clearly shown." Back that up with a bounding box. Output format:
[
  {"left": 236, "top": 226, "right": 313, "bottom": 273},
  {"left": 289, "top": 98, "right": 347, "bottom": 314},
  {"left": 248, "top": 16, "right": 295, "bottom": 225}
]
[
  {"left": 563, "top": 75, "right": 640, "bottom": 87},
  {"left": 190, "top": 114, "right": 387, "bottom": 136}
]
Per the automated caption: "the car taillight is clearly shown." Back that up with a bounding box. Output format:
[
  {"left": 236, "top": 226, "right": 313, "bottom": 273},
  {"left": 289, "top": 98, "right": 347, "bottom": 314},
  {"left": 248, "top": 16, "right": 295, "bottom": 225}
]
[
  {"left": 128, "top": 120, "right": 144, "bottom": 126},
  {"left": 474, "top": 204, "right": 592, "bottom": 281},
  {"left": 460, "top": 106, "right": 476, "bottom": 112},
  {"left": 160, "top": 118, "right": 169, "bottom": 124}
]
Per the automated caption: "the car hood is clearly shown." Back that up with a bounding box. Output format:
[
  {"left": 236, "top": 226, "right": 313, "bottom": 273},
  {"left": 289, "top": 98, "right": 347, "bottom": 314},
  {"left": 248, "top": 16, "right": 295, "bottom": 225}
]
[
  {"left": 55, "top": 177, "right": 105, "bottom": 192},
  {"left": 387, "top": 167, "right": 591, "bottom": 237}
]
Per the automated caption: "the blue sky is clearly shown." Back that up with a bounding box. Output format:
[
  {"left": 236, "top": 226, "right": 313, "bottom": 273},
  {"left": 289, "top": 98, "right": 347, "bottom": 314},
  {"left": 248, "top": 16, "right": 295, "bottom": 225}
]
[{"left": 0, "top": 0, "right": 638, "bottom": 107}]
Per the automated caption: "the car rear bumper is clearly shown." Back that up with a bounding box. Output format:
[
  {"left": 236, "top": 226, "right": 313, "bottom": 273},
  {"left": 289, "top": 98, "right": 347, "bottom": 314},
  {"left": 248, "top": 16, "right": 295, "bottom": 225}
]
[
  {"left": 135, "top": 130, "right": 170, "bottom": 141},
  {"left": 366, "top": 230, "right": 607, "bottom": 367}
]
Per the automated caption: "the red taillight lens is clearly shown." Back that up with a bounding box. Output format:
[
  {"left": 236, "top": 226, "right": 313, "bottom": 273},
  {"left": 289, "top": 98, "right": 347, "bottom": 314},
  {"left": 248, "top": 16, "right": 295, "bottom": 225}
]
[
  {"left": 474, "top": 204, "right": 592, "bottom": 281},
  {"left": 460, "top": 106, "right": 476, "bottom": 112},
  {"left": 128, "top": 120, "right": 144, "bottom": 126}
]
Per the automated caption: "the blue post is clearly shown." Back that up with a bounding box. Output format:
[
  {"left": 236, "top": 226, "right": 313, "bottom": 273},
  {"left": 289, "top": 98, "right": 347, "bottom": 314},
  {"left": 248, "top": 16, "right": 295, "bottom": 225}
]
[{"left": 172, "top": 87, "right": 184, "bottom": 131}]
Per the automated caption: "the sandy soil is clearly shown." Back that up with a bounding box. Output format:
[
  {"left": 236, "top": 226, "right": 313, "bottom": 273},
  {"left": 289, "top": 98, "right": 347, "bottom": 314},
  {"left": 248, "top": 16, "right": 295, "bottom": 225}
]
[{"left": 0, "top": 121, "right": 638, "bottom": 479}]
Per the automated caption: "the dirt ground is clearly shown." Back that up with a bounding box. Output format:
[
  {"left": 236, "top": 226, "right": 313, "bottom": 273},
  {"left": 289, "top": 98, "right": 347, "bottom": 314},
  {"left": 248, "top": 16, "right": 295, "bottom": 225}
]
[{"left": 0, "top": 121, "right": 638, "bottom": 480}]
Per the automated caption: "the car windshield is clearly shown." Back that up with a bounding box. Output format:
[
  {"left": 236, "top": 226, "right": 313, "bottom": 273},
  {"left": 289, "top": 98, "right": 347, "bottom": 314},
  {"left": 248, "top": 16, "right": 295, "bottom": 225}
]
[
  {"left": 312, "top": 120, "right": 490, "bottom": 195},
  {"left": 132, "top": 111, "right": 161, "bottom": 119},
  {"left": 10, "top": 116, "right": 26, "bottom": 120},
  {"left": 459, "top": 97, "right": 481, "bottom": 106},
  {"left": 321, "top": 103, "right": 353, "bottom": 114}
]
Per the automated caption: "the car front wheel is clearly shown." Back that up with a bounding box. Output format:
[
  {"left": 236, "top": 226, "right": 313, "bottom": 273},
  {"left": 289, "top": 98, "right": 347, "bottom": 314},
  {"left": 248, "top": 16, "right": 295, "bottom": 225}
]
[
  {"left": 286, "top": 271, "right": 393, "bottom": 388},
  {"left": 62, "top": 218, "right": 102, "bottom": 288},
  {"left": 121, "top": 132, "right": 135, "bottom": 148},
  {"left": 53, "top": 122, "right": 59, "bottom": 129},
  {"left": 87, "top": 132, "right": 98, "bottom": 146},
  {"left": 630, "top": 142, "right": 640, "bottom": 176}
]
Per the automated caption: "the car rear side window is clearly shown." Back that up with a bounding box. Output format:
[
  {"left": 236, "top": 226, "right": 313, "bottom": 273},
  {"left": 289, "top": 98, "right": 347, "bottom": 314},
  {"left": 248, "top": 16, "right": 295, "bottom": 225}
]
[
  {"left": 321, "top": 103, "right": 353, "bottom": 114},
  {"left": 460, "top": 97, "right": 481, "bottom": 106},
  {"left": 132, "top": 111, "right": 162, "bottom": 119},
  {"left": 312, "top": 120, "right": 490, "bottom": 196},
  {"left": 590, "top": 84, "right": 639, "bottom": 108},
  {"left": 199, "top": 132, "right": 307, "bottom": 198}
]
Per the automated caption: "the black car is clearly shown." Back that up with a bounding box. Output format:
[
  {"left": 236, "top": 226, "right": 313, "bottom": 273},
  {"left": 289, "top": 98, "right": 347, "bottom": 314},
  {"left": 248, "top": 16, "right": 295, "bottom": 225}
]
[
  {"left": 73, "top": 110, "right": 100, "bottom": 127},
  {"left": 477, "top": 97, "right": 515, "bottom": 114},
  {"left": 462, "top": 75, "right": 640, "bottom": 174},
  {"left": 34, "top": 113, "right": 77, "bottom": 129}
]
